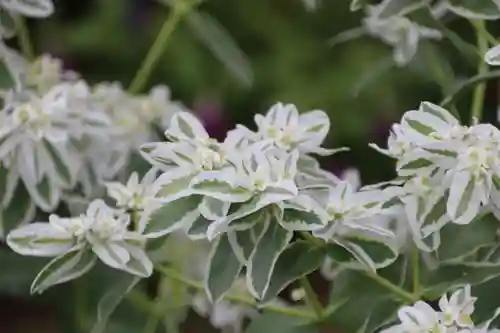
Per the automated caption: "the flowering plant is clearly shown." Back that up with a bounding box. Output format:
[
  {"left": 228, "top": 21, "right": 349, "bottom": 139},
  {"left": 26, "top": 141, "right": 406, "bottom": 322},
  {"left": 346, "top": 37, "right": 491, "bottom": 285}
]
[{"left": 4, "top": 0, "right": 500, "bottom": 332}]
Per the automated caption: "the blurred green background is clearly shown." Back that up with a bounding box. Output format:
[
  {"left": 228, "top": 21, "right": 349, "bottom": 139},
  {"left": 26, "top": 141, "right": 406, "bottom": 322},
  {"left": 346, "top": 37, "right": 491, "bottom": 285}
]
[{"left": 1, "top": 0, "right": 499, "bottom": 332}]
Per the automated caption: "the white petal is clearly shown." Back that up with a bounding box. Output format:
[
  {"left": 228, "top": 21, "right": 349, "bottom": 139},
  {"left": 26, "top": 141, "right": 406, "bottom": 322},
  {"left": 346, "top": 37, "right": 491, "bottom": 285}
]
[{"left": 485, "top": 44, "right": 500, "bottom": 66}]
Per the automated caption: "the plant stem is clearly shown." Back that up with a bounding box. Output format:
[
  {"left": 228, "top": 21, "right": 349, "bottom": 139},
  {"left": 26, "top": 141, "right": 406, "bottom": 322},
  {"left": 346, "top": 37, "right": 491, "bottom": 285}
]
[
  {"left": 364, "top": 271, "right": 416, "bottom": 303},
  {"left": 15, "top": 16, "right": 34, "bottom": 60},
  {"left": 156, "top": 266, "right": 316, "bottom": 319},
  {"left": 299, "top": 276, "right": 323, "bottom": 319},
  {"left": 299, "top": 231, "right": 323, "bottom": 246},
  {"left": 470, "top": 20, "right": 489, "bottom": 124},
  {"left": 128, "top": 1, "right": 194, "bottom": 94},
  {"left": 412, "top": 247, "right": 420, "bottom": 296}
]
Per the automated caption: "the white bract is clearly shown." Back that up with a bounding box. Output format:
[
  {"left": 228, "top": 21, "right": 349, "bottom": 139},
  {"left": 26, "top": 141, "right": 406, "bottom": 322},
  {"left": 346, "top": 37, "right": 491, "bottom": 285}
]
[
  {"left": 381, "top": 300, "right": 446, "bottom": 333},
  {"left": 485, "top": 44, "right": 500, "bottom": 66},
  {"left": 105, "top": 168, "right": 162, "bottom": 213},
  {"left": 381, "top": 285, "right": 500, "bottom": 333},
  {"left": 363, "top": 10, "right": 442, "bottom": 66},
  {"left": 6, "top": 199, "right": 152, "bottom": 293},
  {"left": 372, "top": 102, "right": 500, "bottom": 249}
]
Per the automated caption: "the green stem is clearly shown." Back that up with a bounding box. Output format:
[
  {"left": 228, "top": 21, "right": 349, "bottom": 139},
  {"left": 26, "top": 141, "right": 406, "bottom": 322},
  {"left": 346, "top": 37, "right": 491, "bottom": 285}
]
[
  {"left": 412, "top": 247, "right": 420, "bottom": 296},
  {"left": 364, "top": 271, "right": 416, "bottom": 303},
  {"left": 15, "top": 16, "right": 34, "bottom": 60},
  {"left": 141, "top": 312, "right": 161, "bottom": 333},
  {"left": 156, "top": 266, "right": 316, "bottom": 319},
  {"left": 299, "top": 231, "right": 323, "bottom": 246},
  {"left": 128, "top": 1, "right": 194, "bottom": 94},
  {"left": 299, "top": 276, "right": 323, "bottom": 319},
  {"left": 470, "top": 20, "right": 489, "bottom": 124}
]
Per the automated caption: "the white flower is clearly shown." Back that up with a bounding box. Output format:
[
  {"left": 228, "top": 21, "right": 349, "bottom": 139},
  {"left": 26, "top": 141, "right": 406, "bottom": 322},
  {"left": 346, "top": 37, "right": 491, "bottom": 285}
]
[
  {"left": 374, "top": 102, "right": 500, "bottom": 229},
  {"left": 7, "top": 199, "right": 153, "bottom": 293},
  {"left": 381, "top": 301, "right": 446, "bottom": 333},
  {"left": 439, "top": 285, "right": 476, "bottom": 328},
  {"left": 363, "top": 6, "right": 442, "bottom": 66},
  {"left": 105, "top": 168, "right": 162, "bottom": 212},
  {"left": 312, "top": 181, "right": 393, "bottom": 240},
  {"left": 250, "top": 102, "right": 341, "bottom": 156},
  {"left": 25, "top": 55, "right": 79, "bottom": 94}
]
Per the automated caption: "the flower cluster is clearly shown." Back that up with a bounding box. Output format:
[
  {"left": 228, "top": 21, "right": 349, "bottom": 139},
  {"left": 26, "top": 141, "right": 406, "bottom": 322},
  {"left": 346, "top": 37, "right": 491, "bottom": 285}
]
[
  {"left": 0, "top": 46, "right": 184, "bottom": 236},
  {"left": 7, "top": 199, "right": 152, "bottom": 294},
  {"left": 339, "top": 0, "right": 500, "bottom": 67},
  {"left": 381, "top": 285, "right": 500, "bottom": 333},
  {"left": 371, "top": 102, "right": 500, "bottom": 251}
]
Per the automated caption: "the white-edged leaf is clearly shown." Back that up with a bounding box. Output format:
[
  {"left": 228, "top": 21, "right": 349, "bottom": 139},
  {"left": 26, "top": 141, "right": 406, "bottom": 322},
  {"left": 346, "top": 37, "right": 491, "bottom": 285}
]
[
  {"left": 279, "top": 207, "right": 325, "bottom": 231},
  {"left": 43, "top": 140, "right": 76, "bottom": 187},
  {"left": 447, "top": 171, "right": 483, "bottom": 225},
  {"left": 0, "top": 161, "right": 18, "bottom": 207},
  {"left": 186, "top": 11, "right": 253, "bottom": 87},
  {"left": 6, "top": 222, "right": 73, "bottom": 257},
  {"left": 227, "top": 229, "right": 255, "bottom": 264},
  {"left": 0, "top": 181, "right": 35, "bottom": 239},
  {"left": 327, "top": 236, "right": 398, "bottom": 272},
  {"left": 261, "top": 241, "right": 324, "bottom": 304},
  {"left": 31, "top": 246, "right": 96, "bottom": 294},
  {"left": 447, "top": 0, "right": 500, "bottom": 20},
  {"left": 199, "top": 196, "right": 230, "bottom": 220},
  {"left": 206, "top": 195, "right": 264, "bottom": 240},
  {"left": 246, "top": 221, "right": 293, "bottom": 299},
  {"left": 91, "top": 274, "right": 142, "bottom": 333},
  {"left": 119, "top": 243, "right": 153, "bottom": 277},
  {"left": 191, "top": 179, "right": 253, "bottom": 203},
  {"left": 155, "top": 173, "right": 195, "bottom": 203},
  {"left": 204, "top": 233, "right": 243, "bottom": 303},
  {"left": 185, "top": 213, "right": 211, "bottom": 240},
  {"left": 166, "top": 111, "right": 208, "bottom": 141},
  {"left": 24, "top": 175, "right": 59, "bottom": 212},
  {"left": 143, "top": 195, "right": 202, "bottom": 238}
]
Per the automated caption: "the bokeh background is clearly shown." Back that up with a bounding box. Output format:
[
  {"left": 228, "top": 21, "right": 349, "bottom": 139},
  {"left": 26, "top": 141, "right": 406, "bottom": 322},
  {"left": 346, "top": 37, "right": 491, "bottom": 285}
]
[{"left": 1, "top": 0, "right": 499, "bottom": 332}]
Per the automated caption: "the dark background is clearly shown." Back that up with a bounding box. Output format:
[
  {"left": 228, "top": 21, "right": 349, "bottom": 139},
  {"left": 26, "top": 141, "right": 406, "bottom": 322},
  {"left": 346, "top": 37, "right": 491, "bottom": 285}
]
[{"left": 0, "top": 0, "right": 499, "bottom": 332}]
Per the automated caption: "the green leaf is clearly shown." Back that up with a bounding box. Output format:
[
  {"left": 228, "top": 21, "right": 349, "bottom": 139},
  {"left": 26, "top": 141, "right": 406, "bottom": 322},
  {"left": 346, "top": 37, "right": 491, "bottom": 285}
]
[
  {"left": 407, "top": 6, "right": 478, "bottom": 67},
  {"left": 421, "top": 263, "right": 500, "bottom": 299},
  {"left": 245, "top": 312, "right": 317, "bottom": 333},
  {"left": 246, "top": 221, "right": 293, "bottom": 299},
  {"left": 31, "top": 247, "right": 97, "bottom": 294},
  {"left": 0, "top": 55, "right": 15, "bottom": 89},
  {"left": 437, "top": 214, "right": 499, "bottom": 262},
  {"left": 144, "top": 195, "right": 202, "bottom": 238},
  {"left": 0, "top": 248, "right": 48, "bottom": 296},
  {"left": 204, "top": 233, "right": 243, "bottom": 302},
  {"left": 440, "top": 70, "right": 500, "bottom": 107},
  {"left": 227, "top": 229, "right": 256, "bottom": 264},
  {"left": 44, "top": 141, "right": 75, "bottom": 187},
  {"left": 447, "top": 0, "right": 500, "bottom": 19},
  {"left": 156, "top": 174, "right": 194, "bottom": 201},
  {"left": 326, "top": 258, "right": 408, "bottom": 333},
  {"left": 91, "top": 274, "right": 142, "bottom": 333},
  {"left": 279, "top": 207, "right": 325, "bottom": 231},
  {"left": 261, "top": 241, "right": 325, "bottom": 304},
  {"left": 0, "top": 181, "right": 35, "bottom": 238},
  {"left": 185, "top": 213, "right": 211, "bottom": 240},
  {"left": 327, "top": 236, "right": 397, "bottom": 271},
  {"left": 375, "top": 0, "right": 427, "bottom": 19},
  {"left": 191, "top": 179, "right": 252, "bottom": 202},
  {"left": 24, "top": 175, "right": 58, "bottom": 212},
  {"left": 186, "top": 11, "right": 253, "bottom": 87}
]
